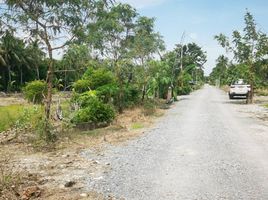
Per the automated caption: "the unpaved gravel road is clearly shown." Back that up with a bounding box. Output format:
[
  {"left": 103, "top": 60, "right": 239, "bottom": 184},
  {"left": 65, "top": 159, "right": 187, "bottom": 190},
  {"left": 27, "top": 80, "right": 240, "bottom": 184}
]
[{"left": 84, "top": 85, "right": 268, "bottom": 200}]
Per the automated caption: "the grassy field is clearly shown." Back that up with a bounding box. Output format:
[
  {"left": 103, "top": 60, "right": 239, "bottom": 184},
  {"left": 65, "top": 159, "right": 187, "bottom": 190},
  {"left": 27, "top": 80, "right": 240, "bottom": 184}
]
[
  {"left": 0, "top": 104, "right": 43, "bottom": 132},
  {"left": 0, "top": 92, "right": 71, "bottom": 133},
  {"left": 0, "top": 105, "right": 25, "bottom": 132}
]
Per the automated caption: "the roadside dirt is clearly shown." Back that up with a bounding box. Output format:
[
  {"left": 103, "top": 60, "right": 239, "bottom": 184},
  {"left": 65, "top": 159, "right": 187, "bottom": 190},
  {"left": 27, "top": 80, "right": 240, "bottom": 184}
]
[
  {"left": 0, "top": 93, "right": 27, "bottom": 106},
  {"left": 220, "top": 86, "right": 268, "bottom": 121},
  {"left": 0, "top": 106, "right": 165, "bottom": 200},
  {"left": 1, "top": 91, "right": 268, "bottom": 199},
  {"left": 227, "top": 95, "right": 268, "bottom": 122}
]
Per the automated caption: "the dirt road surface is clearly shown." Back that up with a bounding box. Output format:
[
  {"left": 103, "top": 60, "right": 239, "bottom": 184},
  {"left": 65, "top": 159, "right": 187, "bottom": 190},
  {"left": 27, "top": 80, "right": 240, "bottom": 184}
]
[{"left": 84, "top": 85, "right": 268, "bottom": 200}]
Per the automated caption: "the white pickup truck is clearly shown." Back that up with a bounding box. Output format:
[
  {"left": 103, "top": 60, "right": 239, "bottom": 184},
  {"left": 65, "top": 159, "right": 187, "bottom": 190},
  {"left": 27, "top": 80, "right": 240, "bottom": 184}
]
[{"left": 229, "top": 79, "right": 251, "bottom": 99}]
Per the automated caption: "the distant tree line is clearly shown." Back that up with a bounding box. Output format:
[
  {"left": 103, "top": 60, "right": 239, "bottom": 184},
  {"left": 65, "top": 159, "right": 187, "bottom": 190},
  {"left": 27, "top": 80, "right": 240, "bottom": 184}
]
[{"left": 209, "top": 11, "right": 268, "bottom": 103}]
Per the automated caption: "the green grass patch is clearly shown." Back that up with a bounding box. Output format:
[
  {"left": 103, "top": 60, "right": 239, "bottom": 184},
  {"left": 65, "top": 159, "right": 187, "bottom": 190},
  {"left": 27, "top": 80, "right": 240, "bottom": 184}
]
[
  {"left": 0, "top": 104, "right": 42, "bottom": 132},
  {"left": 131, "top": 123, "right": 144, "bottom": 130},
  {"left": 0, "top": 105, "right": 25, "bottom": 132}
]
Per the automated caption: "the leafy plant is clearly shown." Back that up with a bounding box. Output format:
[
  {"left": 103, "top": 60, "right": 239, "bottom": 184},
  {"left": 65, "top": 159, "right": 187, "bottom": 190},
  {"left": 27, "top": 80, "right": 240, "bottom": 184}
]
[
  {"left": 83, "top": 68, "right": 115, "bottom": 89},
  {"left": 35, "top": 117, "right": 57, "bottom": 143},
  {"left": 143, "top": 99, "right": 157, "bottom": 116},
  {"left": 131, "top": 123, "right": 144, "bottom": 129},
  {"left": 23, "top": 80, "right": 47, "bottom": 104},
  {"left": 72, "top": 79, "right": 91, "bottom": 93},
  {"left": 72, "top": 98, "right": 115, "bottom": 124},
  {"left": 73, "top": 90, "right": 97, "bottom": 108},
  {"left": 96, "top": 83, "right": 119, "bottom": 103}
]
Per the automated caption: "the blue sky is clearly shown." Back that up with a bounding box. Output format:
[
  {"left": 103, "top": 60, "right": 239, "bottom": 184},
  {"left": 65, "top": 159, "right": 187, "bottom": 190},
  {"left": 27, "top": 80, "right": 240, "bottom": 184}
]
[{"left": 121, "top": 0, "right": 268, "bottom": 75}]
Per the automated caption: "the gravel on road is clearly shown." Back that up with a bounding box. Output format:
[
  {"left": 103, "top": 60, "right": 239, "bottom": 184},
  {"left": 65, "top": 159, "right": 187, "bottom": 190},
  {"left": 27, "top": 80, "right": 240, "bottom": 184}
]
[{"left": 83, "top": 85, "right": 268, "bottom": 200}]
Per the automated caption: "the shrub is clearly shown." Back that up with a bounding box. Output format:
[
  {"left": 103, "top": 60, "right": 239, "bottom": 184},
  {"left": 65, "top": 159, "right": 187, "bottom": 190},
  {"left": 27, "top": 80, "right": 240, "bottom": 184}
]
[
  {"left": 72, "top": 79, "right": 90, "bottom": 93},
  {"left": 143, "top": 99, "right": 157, "bottom": 116},
  {"left": 83, "top": 68, "right": 115, "bottom": 89},
  {"left": 177, "top": 86, "right": 192, "bottom": 95},
  {"left": 125, "top": 86, "right": 140, "bottom": 104},
  {"left": 23, "top": 80, "right": 47, "bottom": 104},
  {"left": 74, "top": 90, "right": 97, "bottom": 108},
  {"left": 72, "top": 98, "right": 115, "bottom": 124},
  {"left": 96, "top": 83, "right": 119, "bottom": 103},
  {"left": 113, "top": 86, "right": 140, "bottom": 110}
]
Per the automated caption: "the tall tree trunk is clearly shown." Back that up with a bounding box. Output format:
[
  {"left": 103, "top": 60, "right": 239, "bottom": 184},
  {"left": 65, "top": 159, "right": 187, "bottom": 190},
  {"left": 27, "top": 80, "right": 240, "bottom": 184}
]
[
  {"left": 64, "top": 67, "right": 67, "bottom": 91},
  {"left": 141, "top": 84, "right": 146, "bottom": 102},
  {"left": 247, "top": 63, "right": 254, "bottom": 104},
  {"left": 20, "top": 67, "right": 23, "bottom": 85},
  {"left": 36, "top": 65, "right": 40, "bottom": 80},
  {"left": 7, "top": 65, "right": 11, "bottom": 92},
  {"left": 45, "top": 47, "right": 53, "bottom": 121},
  {"left": 115, "top": 61, "right": 124, "bottom": 114},
  {"left": 118, "top": 83, "right": 123, "bottom": 114}
]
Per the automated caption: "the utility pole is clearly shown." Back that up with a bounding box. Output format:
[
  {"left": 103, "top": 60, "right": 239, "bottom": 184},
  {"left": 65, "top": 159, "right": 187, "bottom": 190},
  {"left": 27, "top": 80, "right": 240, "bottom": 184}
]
[
  {"left": 179, "top": 31, "right": 186, "bottom": 88},
  {"left": 180, "top": 32, "right": 185, "bottom": 71}
]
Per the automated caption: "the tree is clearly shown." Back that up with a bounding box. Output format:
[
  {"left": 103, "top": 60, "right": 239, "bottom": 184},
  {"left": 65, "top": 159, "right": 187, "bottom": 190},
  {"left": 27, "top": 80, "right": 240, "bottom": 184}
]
[
  {"left": 1, "top": 0, "right": 103, "bottom": 129},
  {"left": 163, "top": 42, "right": 207, "bottom": 96},
  {"left": 87, "top": 3, "right": 138, "bottom": 113},
  {"left": 60, "top": 44, "right": 92, "bottom": 90},
  {"left": 209, "top": 55, "right": 229, "bottom": 86},
  {"left": 25, "top": 40, "right": 45, "bottom": 80},
  {"left": 132, "top": 16, "right": 165, "bottom": 101},
  {"left": 0, "top": 31, "right": 32, "bottom": 91},
  {"left": 146, "top": 60, "right": 172, "bottom": 99},
  {"left": 215, "top": 11, "right": 268, "bottom": 103}
]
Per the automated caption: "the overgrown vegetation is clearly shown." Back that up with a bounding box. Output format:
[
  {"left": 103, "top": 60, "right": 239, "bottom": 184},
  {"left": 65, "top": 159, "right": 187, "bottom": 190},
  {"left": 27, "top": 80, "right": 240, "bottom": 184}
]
[
  {"left": 23, "top": 80, "right": 48, "bottom": 104},
  {"left": 0, "top": 156, "right": 22, "bottom": 199},
  {"left": 0, "top": 0, "right": 206, "bottom": 142},
  {"left": 0, "top": 104, "right": 24, "bottom": 132},
  {"left": 71, "top": 96, "right": 115, "bottom": 124}
]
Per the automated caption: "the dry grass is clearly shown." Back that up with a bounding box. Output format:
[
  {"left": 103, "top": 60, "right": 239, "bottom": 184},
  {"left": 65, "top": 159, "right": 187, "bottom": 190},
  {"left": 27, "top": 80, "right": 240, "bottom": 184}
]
[
  {"left": 0, "top": 94, "right": 26, "bottom": 107},
  {"left": 221, "top": 85, "right": 230, "bottom": 93},
  {"left": 0, "top": 101, "right": 166, "bottom": 199},
  {"left": 60, "top": 106, "right": 165, "bottom": 150},
  {"left": 255, "top": 88, "right": 268, "bottom": 96}
]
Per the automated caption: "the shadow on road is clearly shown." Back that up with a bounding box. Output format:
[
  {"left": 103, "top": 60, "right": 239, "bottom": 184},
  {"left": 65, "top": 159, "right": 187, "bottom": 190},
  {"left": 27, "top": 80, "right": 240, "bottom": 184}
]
[
  {"left": 178, "top": 97, "right": 190, "bottom": 101},
  {"left": 224, "top": 99, "right": 247, "bottom": 105}
]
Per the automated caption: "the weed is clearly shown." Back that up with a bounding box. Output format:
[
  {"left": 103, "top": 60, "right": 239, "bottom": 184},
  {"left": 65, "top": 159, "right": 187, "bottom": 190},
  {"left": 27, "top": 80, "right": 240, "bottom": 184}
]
[
  {"left": 0, "top": 156, "right": 22, "bottom": 199},
  {"left": 143, "top": 100, "right": 157, "bottom": 116},
  {"left": 0, "top": 104, "right": 24, "bottom": 132},
  {"left": 256, "top": 88, "right": 268, "bottom": 96},
  {"left": 131, "top": 123, "right": 144, "bottom": 129}
]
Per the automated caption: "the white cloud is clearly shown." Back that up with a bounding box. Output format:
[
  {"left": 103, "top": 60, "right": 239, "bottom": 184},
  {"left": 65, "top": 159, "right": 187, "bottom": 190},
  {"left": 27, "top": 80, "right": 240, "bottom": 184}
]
[{"left": 118, "top": 0, "right": 167, "bottom": 9}]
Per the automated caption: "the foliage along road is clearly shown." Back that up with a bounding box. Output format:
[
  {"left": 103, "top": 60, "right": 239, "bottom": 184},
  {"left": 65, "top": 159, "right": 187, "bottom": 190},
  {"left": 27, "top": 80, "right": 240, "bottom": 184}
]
[{"left": 84, "top": 85, "right": 268, "bottom": 200}]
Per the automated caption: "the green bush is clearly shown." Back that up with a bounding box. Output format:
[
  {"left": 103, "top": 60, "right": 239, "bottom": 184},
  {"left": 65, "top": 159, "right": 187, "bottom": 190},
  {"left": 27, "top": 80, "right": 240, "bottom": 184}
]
[
  {"left": 72, "top": 98, "right": 115, "bottom": 124},
  {"left": 23, "top": 80, "right": 47, "bottom": 104},
  {"left": 83, "top": 68, "right": 115, "bottom": 89},
  {"left": 143, "top": 99, "right": 157, "bottom": 116},
  {"left": 177, "top": 86, "right": 192, "bottom": 95},
  {"left": 72, "top": 79, "right": 90, "bottom": 93},
  {"left": 125, "top": 86, "right": 140, "bottom": 104},
  {"left": 73, "top": 90, "right": 97, "bottom": 108},
  {"left": 96, "top": 83, "right": 119, "bottom": 103}
]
